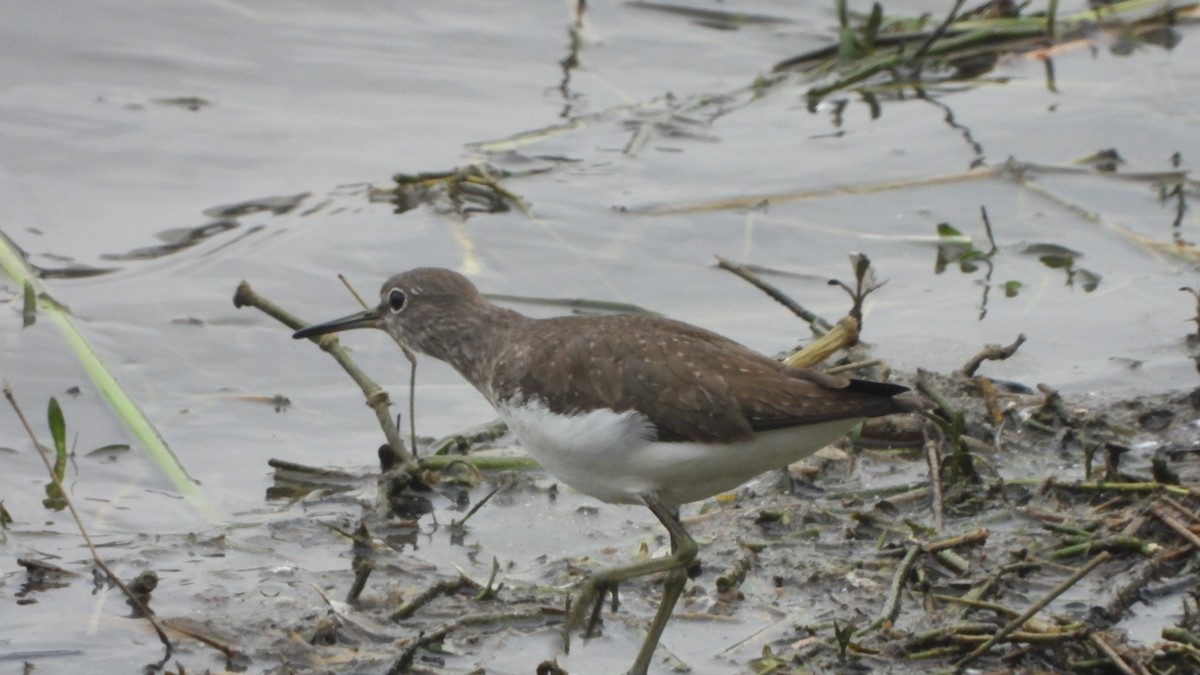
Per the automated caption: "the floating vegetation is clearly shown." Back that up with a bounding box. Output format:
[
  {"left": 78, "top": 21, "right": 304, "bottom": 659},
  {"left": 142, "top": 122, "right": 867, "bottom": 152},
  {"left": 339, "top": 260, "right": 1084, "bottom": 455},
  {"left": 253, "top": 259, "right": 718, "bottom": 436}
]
[
  {"left": 774, "top": 0, "right": 1200, "bottom": 106},
  {"left": 373, "top": 164, "right": 534, "bottom": 218}
]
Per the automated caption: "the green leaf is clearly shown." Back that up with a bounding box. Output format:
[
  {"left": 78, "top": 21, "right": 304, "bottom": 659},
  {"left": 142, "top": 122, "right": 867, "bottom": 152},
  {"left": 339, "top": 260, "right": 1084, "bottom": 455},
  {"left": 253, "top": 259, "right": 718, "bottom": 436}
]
[
  {"left": 48, "top": 397, "right": 66, "bottom": 462},
  {"left": 936, "top": 222, "right": 963, "bottom": 238},
  {"left": 44, "top": 397, "right": 69, "bottom": 510},
  {"left": 86, "top": 444, "right": 132, "bottom": 458},
  {"left": 836, "top": 0, "right": 863, "bottom": 58},
  {"left": 1022, "top": 242, "right": 1081, "bottom": 257},
  {"left": 1039, "top": 254, "right": 1072, "bottom": 269},
  {"left": 1004, "top": 280, "right": 1023, "bottom": 297},
  {"left": 22, "top": 281, "right": 36, "bottom": 327},
  {"left": 863, "top": 3, "right": 883, "bottom": 52},
  {"left": 833, "top": 618, "right": 855, "bottom": 657}
]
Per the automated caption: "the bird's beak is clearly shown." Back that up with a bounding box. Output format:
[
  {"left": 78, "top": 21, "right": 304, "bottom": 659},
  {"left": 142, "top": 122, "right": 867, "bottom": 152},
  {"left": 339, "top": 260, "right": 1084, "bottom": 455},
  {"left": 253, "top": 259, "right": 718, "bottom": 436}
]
[{"left": 293, "top": 306, "right": 382, "bottom": 340}]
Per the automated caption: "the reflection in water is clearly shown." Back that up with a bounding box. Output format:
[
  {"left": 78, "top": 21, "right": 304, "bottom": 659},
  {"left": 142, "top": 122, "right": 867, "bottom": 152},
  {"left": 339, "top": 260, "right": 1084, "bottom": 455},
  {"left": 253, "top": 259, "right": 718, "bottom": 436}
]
[{"left": 101, "top": 219, "right": 239, "bottom": 261}]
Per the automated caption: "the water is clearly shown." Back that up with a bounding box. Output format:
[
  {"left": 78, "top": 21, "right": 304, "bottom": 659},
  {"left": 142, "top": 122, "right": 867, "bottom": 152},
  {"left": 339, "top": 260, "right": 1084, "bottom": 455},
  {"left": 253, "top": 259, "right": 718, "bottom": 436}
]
[{"left": 2, "top": 1, "right": 1197, "bottom": 672}]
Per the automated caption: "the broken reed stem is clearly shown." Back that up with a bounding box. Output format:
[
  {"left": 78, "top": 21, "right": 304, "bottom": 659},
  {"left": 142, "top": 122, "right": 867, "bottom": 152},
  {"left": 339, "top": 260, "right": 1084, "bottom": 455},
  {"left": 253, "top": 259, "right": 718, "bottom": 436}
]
[
  {"left": 931, "top": 594, "right": 1021, "bottom": 619},
  {"left": 232, "top": 281, "right": 415, "bottom": 469},
  {"left": 824, "top": 358, "right": 883, "bottom": 375},
  {"left": 715, "top": 554, "right": 753, "bottom": 593},
  {"left": 1163, "top": 627, "right": 1200, "bottom": 649},
  {"left": 3, "top": 382, "right": 173, "bottom": 656},
  {"left": 1050, "top": 479, "right": 1192, "bottom": 497},
  {"left": 1158, "top": 495, "right": 1200, "bottom": 524},
  {"left": 1089, "top": 632, "right": 1139, "bottom": 675},
  {"left": 784, "top": 316, "right": 860, "bottom": 369},
  {"left": 925, "top": 528, "right": 988, "bottom": 553},
  {"left": 924, "top": 424, "right": 945, "bottom": 532},
  {"left": 1048, "top": 535, "right": 1153, "bottom": 560},
  {"left": 955, "top": 551, "right": 1111, "bottom": 668},
  {"left": 1151, "top": 506, "right": 1200, "bottom": 549}
]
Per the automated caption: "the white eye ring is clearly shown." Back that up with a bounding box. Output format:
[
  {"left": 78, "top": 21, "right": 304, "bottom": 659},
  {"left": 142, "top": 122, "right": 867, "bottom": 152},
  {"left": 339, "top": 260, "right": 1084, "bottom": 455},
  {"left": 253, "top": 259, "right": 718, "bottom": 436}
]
[{"left": 387, "top": 288, "right": 407, "bottom": 312}]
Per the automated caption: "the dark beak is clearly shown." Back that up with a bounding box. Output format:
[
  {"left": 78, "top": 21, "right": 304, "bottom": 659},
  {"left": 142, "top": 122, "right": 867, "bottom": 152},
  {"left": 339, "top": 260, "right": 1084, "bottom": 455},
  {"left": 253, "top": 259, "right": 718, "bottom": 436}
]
[{"left": 293, "top": 306, "right": 382, "bottom": 340}]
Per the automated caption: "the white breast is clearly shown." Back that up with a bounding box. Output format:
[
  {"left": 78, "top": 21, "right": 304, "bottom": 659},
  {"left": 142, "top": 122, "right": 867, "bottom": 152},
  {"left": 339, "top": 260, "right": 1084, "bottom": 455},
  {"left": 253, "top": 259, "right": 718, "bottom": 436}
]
[{"left": 497, "top": 397, "right": 861, "bottom": 506}]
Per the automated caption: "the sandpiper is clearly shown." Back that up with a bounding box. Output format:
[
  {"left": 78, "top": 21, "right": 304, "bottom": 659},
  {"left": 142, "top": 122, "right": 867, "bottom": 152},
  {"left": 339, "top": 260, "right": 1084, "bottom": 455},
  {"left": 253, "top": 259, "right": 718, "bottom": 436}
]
[{"left": 293, "top": 267, "right": 923, "bottom": 674}]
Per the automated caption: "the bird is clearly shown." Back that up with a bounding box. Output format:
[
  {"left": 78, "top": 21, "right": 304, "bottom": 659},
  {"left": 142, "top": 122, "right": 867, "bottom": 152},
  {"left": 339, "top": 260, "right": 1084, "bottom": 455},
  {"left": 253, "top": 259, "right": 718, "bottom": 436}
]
[{"left": 293, "top": 267, "right": 924, "bottom": 675}]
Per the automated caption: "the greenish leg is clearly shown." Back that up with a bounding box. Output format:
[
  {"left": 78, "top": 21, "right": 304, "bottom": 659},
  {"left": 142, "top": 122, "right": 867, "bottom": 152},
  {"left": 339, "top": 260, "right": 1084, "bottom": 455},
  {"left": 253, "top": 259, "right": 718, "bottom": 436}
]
[{"left": 561, "top": 494, "right": 699, "bottom": 675}]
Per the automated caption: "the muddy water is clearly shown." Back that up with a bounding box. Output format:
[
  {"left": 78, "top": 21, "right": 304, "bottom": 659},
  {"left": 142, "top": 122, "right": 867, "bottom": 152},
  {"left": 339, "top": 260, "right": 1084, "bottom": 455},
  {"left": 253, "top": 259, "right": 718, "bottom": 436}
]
[{"left": 1, "top": 1, "right": 1197, "bottom": 673}]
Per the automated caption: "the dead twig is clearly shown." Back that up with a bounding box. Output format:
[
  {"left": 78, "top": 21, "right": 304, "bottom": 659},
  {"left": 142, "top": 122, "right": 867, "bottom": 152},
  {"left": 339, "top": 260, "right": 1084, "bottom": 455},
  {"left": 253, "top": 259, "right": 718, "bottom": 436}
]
[
  {"left": 160, "top": 618, "right": 244, "bottom": 664},
  {"left": 824, "top": 358, "right": 883, "bottom": 375},
  {"left": 861, "top": 545, "right": 923, "bottom": 634},
  {"left": 451, "top": 483, "right": 501, "bottom": 529},
  {"left": 1048, "top": 480, "right": 1191, "bottom": 498},
  {"left": 1088, "top": 632, "right": 1142, "bottom": 675},
  {"left": 1158, "top": 495, "right": 1200, "bottom": 524},
  {"left": 1151, "top": 506, "right": 1200, "bottom": 549},
  {"left": 924, "top": 528, "right": 989, "bottom": 554},
  {"left": 233, "top": 281, "right": 415, "bottom": 469},
  {"left": 390, "top": 574, "right": 483, "bottom": 622},
  {"left": 715, "top": 255, "right": 833, "bottom": 333},
  {"left": 961, "top": 334, "right": 1026, "bottom": 377},
  {"left": 827, "top": 253, "right": 886, "bottom": 335},
  {"left": 924, "top": 423, "right": 946, "bottom": 532},
  {"left": 3, "top": 383, "right": 174, "bottom": 659}
]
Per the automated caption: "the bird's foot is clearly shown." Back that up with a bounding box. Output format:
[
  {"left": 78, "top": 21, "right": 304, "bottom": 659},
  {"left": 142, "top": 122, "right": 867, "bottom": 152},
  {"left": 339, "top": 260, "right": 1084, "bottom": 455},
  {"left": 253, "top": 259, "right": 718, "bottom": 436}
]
[{"left": 562, "top": 576, "right": 619, "bottom": 652}]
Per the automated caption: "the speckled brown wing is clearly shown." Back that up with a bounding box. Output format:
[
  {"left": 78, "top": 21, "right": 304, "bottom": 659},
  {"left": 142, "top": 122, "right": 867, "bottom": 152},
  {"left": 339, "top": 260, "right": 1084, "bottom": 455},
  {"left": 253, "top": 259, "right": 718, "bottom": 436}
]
[
  {"left": 491, "top": 313, "right": 913, "bottom": 444},
  {"left": 490, "top": 314, "right": 748, "bottom": 442},
  {"left": 735, "top": 367, "right": 912, "bottom": 432}
]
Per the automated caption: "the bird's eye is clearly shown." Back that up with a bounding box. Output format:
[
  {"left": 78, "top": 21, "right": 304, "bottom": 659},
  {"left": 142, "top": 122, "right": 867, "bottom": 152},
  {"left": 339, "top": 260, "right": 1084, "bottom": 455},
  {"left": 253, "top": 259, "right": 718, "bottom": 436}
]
[{"left": 387, "top": 289, "right": 407, "bottom": 312}]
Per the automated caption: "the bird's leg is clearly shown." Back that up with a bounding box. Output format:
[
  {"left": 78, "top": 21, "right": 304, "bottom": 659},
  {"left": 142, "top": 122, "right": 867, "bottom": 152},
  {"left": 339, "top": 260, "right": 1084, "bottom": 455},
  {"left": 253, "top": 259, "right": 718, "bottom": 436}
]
[
  {"left": 560, "top": 494, "right": 699, "bottom": 673},
  {"left": 627, "top": 494, "right": 696, "bottom": 675},
  {"left": 663, "top": 504, "right": 703, "bottom": 579},
  {"left": 629, "top": 566, "right": 687, "bottom": 674}
]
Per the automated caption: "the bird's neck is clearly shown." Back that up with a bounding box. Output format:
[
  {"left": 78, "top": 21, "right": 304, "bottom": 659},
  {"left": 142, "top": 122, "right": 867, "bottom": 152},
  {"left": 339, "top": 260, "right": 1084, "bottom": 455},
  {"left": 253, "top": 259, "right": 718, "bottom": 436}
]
[{"left": 414, "top": 302, "right": 528, "bottom": 397}]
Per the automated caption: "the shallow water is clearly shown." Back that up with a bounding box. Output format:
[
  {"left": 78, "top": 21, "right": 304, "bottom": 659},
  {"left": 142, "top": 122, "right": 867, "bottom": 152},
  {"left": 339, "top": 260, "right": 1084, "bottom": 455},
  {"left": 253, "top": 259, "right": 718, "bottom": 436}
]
[{"left": 2, "top": 1, "right": 1198, "bottom": 672}]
